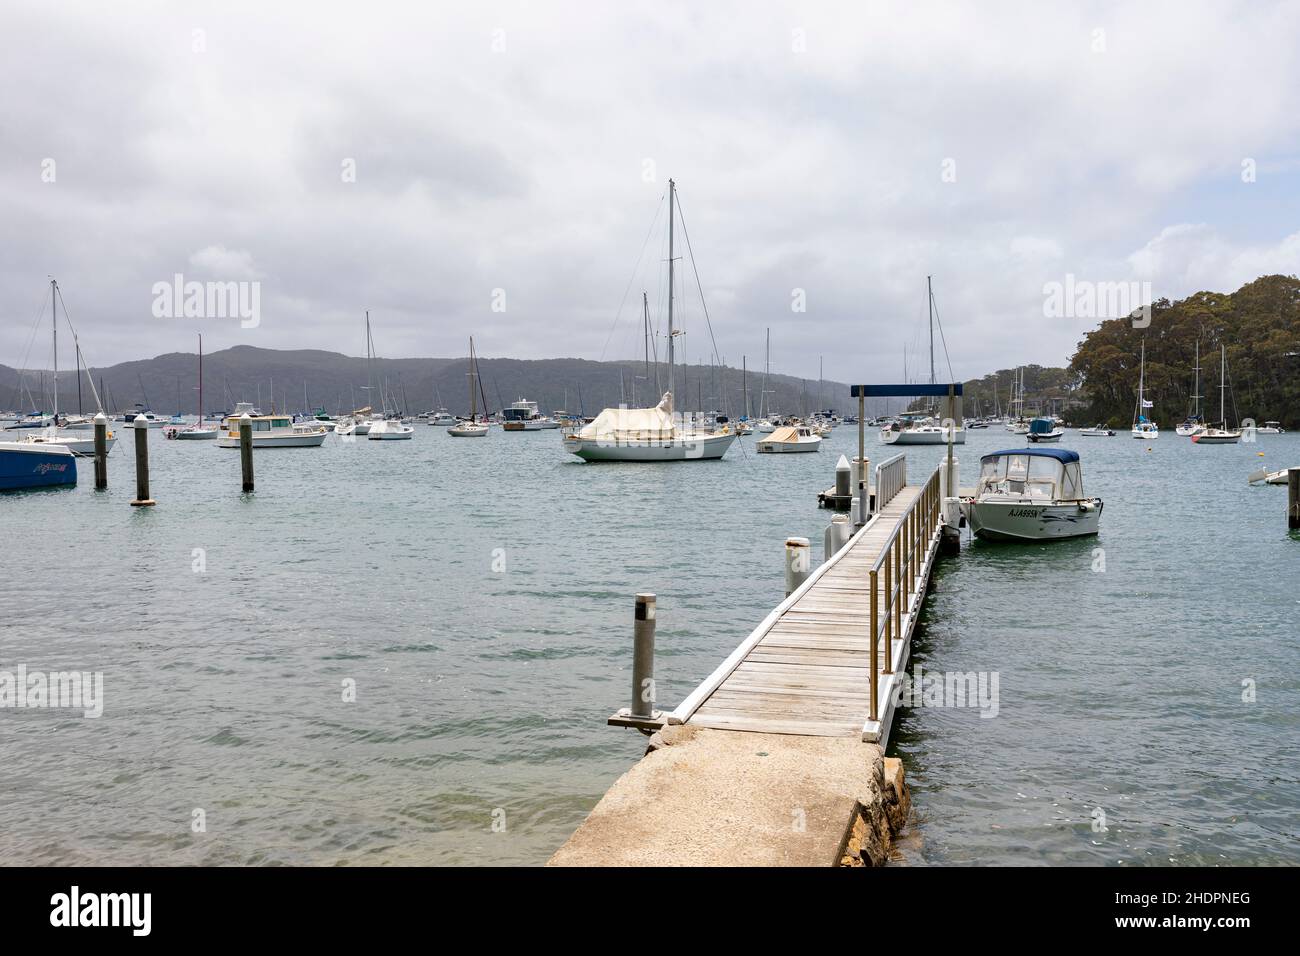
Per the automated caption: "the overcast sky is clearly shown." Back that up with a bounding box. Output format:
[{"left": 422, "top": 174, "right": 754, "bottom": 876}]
[{"left": 3, "top": 1, "right": 1299, "bottom": 385}]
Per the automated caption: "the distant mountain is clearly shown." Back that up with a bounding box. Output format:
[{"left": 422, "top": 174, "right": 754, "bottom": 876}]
[{"left": 0, "top": 345, "right": 875, "bottom": 420}]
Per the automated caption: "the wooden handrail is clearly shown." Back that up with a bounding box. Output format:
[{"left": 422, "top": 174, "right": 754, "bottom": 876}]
[{"left": 868, "top": 466, "right": 942, "bottom": 720}]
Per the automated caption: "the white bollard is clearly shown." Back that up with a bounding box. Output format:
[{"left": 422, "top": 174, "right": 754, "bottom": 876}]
[
  {"left": 823, "top": 513, "right": 852, "bottom": 563},
  {"left": 784, "top": 536, "right": 811, "bottom": 596}
]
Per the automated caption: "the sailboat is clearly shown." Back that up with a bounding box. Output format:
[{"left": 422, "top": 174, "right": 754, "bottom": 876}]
[
  {"left": 880, "top": 277, "right": 964, "bottom": 445},
  {"left": 562, "top": 179, "right": 737, "bottom": 462},
  {"left": 1190, "top": 345, "right": 1241, "bottom": 444},
  {"left": 754, "top": 329, "right": 777, "bottom": 433},
  {"left": 16, "top": 279, "right": 118, "bottom": 457},
  {"left": 448, "top": 337, "right": 489, "bottom": 437},
  {"left": 337, "top": 312, "right": 380, "bottom": 435},
  {"left": 1131, "top": 341, "right": 1159, "bottom": 439},
  {"left": 167, "top": 334, "right": 219, "bottom": 439},
  {"left": 1175, "top": 341, "right": 1205, "bottom": 436}
]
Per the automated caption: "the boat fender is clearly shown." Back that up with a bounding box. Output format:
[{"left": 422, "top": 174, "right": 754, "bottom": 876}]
[{"left": 1078, "top": 501, "right": 1095, "bottom": 512}]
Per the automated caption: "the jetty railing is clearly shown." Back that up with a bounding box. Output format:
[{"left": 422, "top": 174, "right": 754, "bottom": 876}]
[
  {"left": 867, "top": 465, "right": 941, "bottom": 722},
  {"left": 874, "top": 453, "right": 907, "bottom": 511}
]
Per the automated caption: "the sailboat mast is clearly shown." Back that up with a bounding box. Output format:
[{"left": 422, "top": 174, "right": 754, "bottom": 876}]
[
  {"left": 51, "top": 278, "right": 58, "bottom": 420},
  {"left": 927, "top": 275, "right": 935, "bottom": 388},
  {"left": 198, "top": 333, "right": 204, "bottom": 426},
  {"left": 1220, "top": 344, "right": 1226, "bottom": 425},
  {"left": 762, "top": 328, "right": 770, "bottom": 419},
  {"left": 667, "top": 179, "right": 676, "bottom": 404},
  {"left": 1192, "top": 340, "right": 1201, "bottom": 418}
]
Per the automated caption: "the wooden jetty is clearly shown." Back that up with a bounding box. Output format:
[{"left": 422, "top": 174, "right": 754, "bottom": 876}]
[
  {"left": 552, "top": 383, "right": 962, "bottom": 866},
  {"left": 669, "top": 456, "right": 943, "bottom": 745}
]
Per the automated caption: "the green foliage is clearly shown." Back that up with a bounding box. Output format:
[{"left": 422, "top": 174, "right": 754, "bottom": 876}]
[{"left": 1067, "top": 275, "right": 1300, "bottom": 427}]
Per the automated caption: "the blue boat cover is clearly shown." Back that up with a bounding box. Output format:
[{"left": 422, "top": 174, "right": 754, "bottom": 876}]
[{"left": 982, "top": 448, "right": 1080, "bottom": 463}]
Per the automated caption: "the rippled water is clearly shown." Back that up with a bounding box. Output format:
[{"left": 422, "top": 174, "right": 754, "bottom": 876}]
[{"left": 3, "top": 424, "right": 1297, "bottom": 865}]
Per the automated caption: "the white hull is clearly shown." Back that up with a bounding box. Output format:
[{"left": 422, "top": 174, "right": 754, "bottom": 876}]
[
  {"left": 18, "top": 432, "right": 118, "bottom": 456},
  {"left": 448, "top": 424, "right": 489, "bottom": 437},
  {"left": 1026, "top": 431, "right": 1063, "bottom": 443},
  {"left": 967, "top": 499, "right": 1102, "bottom": 541},
  {"left": 1191, "top": 430, "right": 1240, "bottom": 444},
  {"left": 881, "top": 427, "right": 965, "bottom": 445},
  {"left": 564, "top": 432, "right": 737, "bottom": 461},
  {"left": 1131, "top": 426, "right": 1159, "bottom": 439},
  {"left": 173, "top": 428, "right": 219, "bottom": 440},
  {"left": 1079, "top": 429, "right": 1114, "bottom": 437},
  {"left": 756, "top": 438, "right": 821, "bottom": 453},
  {"left": 217, "top": 432, "right": 327, "bottom": 448}
]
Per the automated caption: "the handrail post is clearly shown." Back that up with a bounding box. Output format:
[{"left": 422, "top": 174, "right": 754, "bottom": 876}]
[
  {"left": 869, "top": 568, "right": 879, "bottom": 722},
  {"left": 883, "top": 552, "right": 893, "bottom": 674},
  {"left": 894, "top": 535, "right": 902, "bottom": 640}
]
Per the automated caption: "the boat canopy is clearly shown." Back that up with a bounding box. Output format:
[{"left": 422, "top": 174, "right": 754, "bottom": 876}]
[
  {"left": 977, "top": 449, "right": 1085, "bottom": 499},
  {"left": 1028, "top": 417, "right": 1055, "bottom": 434},
  {"left": 982, "top": 447, "right": 1079, "bottom": 463},
  {"left": 573, "top": 392, "right": 676, "bottom": 441},
  {"left": 765, "top": 426, "right": 802, "bottom": 443}
]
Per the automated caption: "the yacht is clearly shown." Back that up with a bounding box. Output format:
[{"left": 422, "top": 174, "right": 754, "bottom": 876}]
[
  {"left": 1131, "top": 341, "right": 1158, "bottom": 439},
  {"left": 0, "top": 440, "right": 77, "bottom": 491},
  {"left": 217, "top": 415, "right": 328, "bottom": 448},
  {"left": 1190, "top": 345, "right": 1241, "bottom": 444},
  {"left": 449, "top": 337, "right": 491, "bottom": 437},
  {"left": 502, "top": 399, "right": 544, "bottom": 431},
  {"left": 756, "top": 424, "right": 822, "bottom": 453},
  {"left": 880, "top": 415, "right": 965, "bottom": 445},
  {"left": 367, "top": 419, "right": 414, "bottom": 440},
  {"left": 428, "top": 409, "right": 457, "bottom": 427},
  {"left": 559, "top": 180, "right": 736, "bottom": 463},
  {"left": 964, "top": 448, "right": 1102, "bottom": 542}
]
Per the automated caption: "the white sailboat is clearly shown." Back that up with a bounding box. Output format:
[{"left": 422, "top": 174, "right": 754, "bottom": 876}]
[
  {"left": 16, "top": 279, "right": 118, "bottom": 457},
  {"left": 562, "top": 179, "right": 736, "bottom": 462},
  {"left": 1131, "top": 341, "right": 1159, "bottom": 439},
  {"left": 881, "top": 277, "right": 964, "bottom": 445},
  {"left": 448, "top": 337, "right": 489, "bottom": 437},
  {"left": 167, "top": 333, "right": 218, "bottom": 439},
  {"left": 1175, "top": 341, "right": 1205, "bottom": 436},
  {"left": 1190, "top": 345, "right": 1241, "bottom": 444}
]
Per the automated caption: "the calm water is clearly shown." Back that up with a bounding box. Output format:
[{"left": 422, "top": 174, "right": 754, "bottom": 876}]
[{"left": 2, "top": 424, "right": 1297, "bottom": 865}]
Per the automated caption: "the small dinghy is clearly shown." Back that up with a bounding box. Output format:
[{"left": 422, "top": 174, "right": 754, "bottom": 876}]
[{"left": 963, "top": 448, "right": 1102, "bottom": 542}]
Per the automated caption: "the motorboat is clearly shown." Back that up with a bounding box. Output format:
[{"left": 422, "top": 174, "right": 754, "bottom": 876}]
[
  {"left": 217, "top": 415, "right": 328, "bottom": 448},
  {"left": 1079, "top": 425, "right": 1115, "bottom": 437},
  {"left": 0, "top": 440, "right": 77, "bottom": 491},
  {"left": 428, "top": 409, "right": 457, "bottom": 427},
  {"left": 963, "top": 447, "right": 1102, "bottom": 542},
  {"left": 367, "top": 419, "right": 414, "bottom": 440},
  {"left": 502, "top": 399, "right": 544, "bottom": 431},
  {"left": 756, "top": 424, "right": 822, "bottom": 453},
  {"left": 1025, "top": 417, "right": 1063, "bottom": 443},
  {"left": 1257, "top": 421, "right": 1285, "bottom": 434}
]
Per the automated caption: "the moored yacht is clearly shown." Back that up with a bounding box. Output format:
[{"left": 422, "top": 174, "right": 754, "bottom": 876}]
[{"left": 217, "top": 415, "right": 327, "bottom": 448}]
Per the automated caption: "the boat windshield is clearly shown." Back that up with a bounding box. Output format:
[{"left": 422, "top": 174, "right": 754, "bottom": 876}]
[{"left": 977, "top": 453, "right": 1064, "bottom": 499}]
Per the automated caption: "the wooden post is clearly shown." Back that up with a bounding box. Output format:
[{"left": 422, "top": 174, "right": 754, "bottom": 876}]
[
  {"left": 93, "top": 412, "right": 108, "bottom": 490},
  {"left": 239, "top": 412, "right": 254, "bottom": 493},
  {"left": 129, "top": 415, "right": 154, "bottom": 506},
  {"left": 869, "top": 568, "right": 878, "bottom": 722},
  {"left": 631, "top": 593, "right": 657, "bottom": 718},
  {"left": 1290, "top": 469, "right": 1300, "bottom": 530}
]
